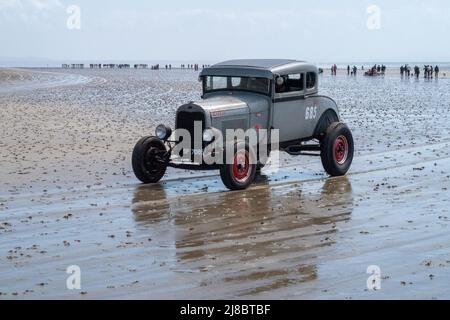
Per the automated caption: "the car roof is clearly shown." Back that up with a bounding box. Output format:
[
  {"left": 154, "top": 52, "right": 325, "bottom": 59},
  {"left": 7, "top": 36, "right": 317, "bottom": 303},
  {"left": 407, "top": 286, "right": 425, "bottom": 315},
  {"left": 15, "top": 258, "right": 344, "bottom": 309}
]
[
  {"left": 200, "top": 59, "right": 317, "bottom": 78},
  {"left": 214, "top": 59, "right": 300, "bottom": 70}
]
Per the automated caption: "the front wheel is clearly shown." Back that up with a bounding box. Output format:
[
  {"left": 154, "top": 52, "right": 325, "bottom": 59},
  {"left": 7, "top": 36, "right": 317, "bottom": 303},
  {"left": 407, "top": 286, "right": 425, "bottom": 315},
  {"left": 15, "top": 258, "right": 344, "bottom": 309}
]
[
  {"left": 321, "top": 123, "right": 354, "bottom": 176},
  {"left": 132, "top": 136, "right": 168, "bottom": 184},
  {"left": 220, "top": 142, "right": 257, "bottom": 190}
]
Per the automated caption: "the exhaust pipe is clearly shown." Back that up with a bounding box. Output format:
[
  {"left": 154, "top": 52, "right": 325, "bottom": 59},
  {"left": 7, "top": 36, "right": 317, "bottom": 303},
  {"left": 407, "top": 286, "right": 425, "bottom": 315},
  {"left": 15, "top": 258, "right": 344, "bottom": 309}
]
[{"left": 285, "top": 144, "right": 321, "bottom": 156}]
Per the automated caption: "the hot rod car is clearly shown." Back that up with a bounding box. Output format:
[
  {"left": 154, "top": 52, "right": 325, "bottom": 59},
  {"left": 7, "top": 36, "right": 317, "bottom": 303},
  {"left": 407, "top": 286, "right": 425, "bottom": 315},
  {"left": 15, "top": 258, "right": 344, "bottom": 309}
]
[{"left": 132, "top": 59, "right": 354, "bottom": 190}]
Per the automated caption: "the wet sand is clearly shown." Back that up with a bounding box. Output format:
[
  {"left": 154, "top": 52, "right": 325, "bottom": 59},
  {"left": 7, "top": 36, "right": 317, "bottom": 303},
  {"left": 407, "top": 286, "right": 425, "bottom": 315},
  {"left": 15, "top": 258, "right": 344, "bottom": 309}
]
[{"left": 1, "top": 67, "right": 450, "bottom": 299}]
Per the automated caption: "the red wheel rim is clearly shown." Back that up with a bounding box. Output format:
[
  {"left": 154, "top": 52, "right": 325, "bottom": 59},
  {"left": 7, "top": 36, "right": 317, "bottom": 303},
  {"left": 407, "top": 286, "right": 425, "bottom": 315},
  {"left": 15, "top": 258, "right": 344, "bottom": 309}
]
[
  {"left": 233, "top": 150, "right": 250, "bottom": 182},
  {"left": 333, "top": 135, "right": 349, "bottom": 165}
]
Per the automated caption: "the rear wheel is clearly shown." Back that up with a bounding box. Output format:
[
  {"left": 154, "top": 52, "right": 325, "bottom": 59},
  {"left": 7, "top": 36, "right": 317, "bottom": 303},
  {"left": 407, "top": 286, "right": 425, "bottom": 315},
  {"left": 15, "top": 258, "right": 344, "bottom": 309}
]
[
  {"left": 220, "top": 142, "right": 257, "bottom": 190},
  {"left": 132, "top": 136, "right": 168, "bottom": 184},
  {"left": 321, "top": 123, "right": 354, "bottom": 176}
]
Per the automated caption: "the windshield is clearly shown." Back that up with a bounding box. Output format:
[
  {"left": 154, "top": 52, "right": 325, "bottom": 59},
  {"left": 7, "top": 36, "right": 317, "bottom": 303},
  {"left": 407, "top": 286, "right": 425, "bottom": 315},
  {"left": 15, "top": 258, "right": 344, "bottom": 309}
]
[{"left": 203, "top": 76, "right": 271, "bottom": 96}]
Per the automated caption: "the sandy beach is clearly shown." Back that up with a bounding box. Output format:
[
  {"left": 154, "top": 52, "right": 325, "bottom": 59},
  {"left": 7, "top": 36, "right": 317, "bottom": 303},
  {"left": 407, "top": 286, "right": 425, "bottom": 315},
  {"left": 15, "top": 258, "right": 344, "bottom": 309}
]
[{"left": 1, "top": 67, "right": 450, "bottom": 299}]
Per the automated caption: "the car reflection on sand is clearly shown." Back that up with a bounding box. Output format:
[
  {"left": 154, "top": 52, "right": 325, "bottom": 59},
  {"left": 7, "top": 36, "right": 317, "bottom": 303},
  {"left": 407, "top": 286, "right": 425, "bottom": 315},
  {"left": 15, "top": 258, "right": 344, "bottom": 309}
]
[{"left": 131, "top": 176, "right": 353, "bottom": 297}]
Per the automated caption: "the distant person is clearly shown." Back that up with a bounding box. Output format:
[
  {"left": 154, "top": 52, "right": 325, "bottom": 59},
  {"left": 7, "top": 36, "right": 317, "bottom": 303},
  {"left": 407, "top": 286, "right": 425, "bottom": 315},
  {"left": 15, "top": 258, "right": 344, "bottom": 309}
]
[
  {"left": 406, "top": 65, "right": 411, "bottom": 77},
  {"left": 347, "top": 65, "right": 350, "bottom": 75},
  {"left": 414, "top": 66, "right": 420, "bottom": 78},
  {"left": 424, "top": 65, "right": 430, "bottom": 79},
  {"left": 353, "top": 66, "right": 357, "bottom": 76},
  {"left": 435, "top": 65, "right": 439, "bottom": 78},
  {"left": 400, "top": 65, "right": 404, "bottom": 77},
  {"left": 428, "top": 65, "right": 432, "bottom": 78}
]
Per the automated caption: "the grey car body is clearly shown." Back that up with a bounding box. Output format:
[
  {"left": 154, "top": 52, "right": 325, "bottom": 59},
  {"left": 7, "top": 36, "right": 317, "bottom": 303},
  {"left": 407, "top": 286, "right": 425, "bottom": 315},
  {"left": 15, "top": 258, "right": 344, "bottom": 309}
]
[
  {"left": 176, "top": 59, "right": 340, "bottom": 147},
  {"left": 132, "top": 59, "right": 353, "bottom": 191}
]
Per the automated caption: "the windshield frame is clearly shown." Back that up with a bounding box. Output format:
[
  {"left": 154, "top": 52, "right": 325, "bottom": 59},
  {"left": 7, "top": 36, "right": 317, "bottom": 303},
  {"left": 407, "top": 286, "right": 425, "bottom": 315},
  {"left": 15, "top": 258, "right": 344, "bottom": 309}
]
[{"left": 202, "top": 75, "right": 272, "bottom": 97}]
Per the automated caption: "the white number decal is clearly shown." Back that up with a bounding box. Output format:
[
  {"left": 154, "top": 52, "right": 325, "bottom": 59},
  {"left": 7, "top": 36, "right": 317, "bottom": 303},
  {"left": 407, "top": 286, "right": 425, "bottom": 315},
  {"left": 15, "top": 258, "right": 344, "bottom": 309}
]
[{"left": 305, "top": 106, "right": 318, "bottom": 120}]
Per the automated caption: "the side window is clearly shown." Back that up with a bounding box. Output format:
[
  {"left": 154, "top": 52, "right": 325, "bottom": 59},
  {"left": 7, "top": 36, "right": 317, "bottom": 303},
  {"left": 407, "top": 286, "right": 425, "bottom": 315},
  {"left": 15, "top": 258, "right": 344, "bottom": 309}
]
[
  {"left": 306, "top": 72, "right": 316, "bottom": 89},
  {"left": 275, "top": 74, "right": 304, "bottom": 94}
]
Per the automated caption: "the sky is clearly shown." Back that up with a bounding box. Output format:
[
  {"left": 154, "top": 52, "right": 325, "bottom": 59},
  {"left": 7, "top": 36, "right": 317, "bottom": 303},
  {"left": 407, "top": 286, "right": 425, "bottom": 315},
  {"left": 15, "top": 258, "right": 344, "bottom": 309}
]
[{"left": 1, "top": 0, "right": 450, "bottom": 64}]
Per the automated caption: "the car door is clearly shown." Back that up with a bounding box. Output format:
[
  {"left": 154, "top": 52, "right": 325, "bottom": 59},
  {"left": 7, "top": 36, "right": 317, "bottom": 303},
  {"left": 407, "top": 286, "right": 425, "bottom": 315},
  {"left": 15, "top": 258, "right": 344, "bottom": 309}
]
[{"left": 272, "top": 73, "right": 307, "bottom": 142}]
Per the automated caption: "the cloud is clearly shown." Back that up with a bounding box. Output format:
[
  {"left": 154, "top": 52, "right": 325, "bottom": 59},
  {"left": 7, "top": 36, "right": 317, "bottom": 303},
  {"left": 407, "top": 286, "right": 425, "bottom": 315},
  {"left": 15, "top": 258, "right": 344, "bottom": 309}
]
[
  {"left": 30, "top": 0, "right": 62, "bottom": 10},
  {"left": 0, "top": 0, "right": 63, "bottom": 21},
  {"left": 0, "top": 0, "right": 62, "bottom": 10},
  {"left": 0, "top": 0, "right": 22, "bottom": 10}
]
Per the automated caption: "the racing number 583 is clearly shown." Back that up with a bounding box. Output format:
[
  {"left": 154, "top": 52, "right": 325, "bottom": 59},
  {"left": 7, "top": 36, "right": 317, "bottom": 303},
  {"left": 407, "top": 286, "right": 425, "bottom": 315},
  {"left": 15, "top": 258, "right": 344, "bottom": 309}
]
[{"left": 305, "top": 106, "right": 318, "bottom": 120}]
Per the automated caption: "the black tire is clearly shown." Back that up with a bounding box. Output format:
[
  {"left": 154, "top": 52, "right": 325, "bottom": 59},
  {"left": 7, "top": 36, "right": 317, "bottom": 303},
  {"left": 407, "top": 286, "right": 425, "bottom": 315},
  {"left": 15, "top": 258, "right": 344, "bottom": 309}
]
[
  {"left": 220, "top": 141, "right": 257, "bottom": 190},
  {"left": 321, "top": 122, "right": 354, "bottom": 176},
  {"left": 132, "top": 136, "right": 168, "bottom": 184}
]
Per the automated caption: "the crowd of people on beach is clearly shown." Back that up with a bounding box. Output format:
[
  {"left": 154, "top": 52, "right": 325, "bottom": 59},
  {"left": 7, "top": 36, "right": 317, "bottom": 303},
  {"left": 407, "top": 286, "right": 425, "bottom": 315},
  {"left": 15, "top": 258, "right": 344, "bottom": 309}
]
[
  {"left": 63, "top": 62, "right": 443, "bottom": 79},
  {"left": 180, "top": 64, "right": 210, "bottom": 70},
  {"left": 327, "top": 63, "right": 443, "bottom": 79},
  {"left": 346, "top": 65, "right": 361, "bottom": 76},
  {"left": 363, "top": 64, "right": 386, "bottom": 76},
  {"left": 181, "top": 64, "right": 199, "bottom": 71},
  {"left": 401, "top": 64, "right": 440, "bottom": 79},
  {"left": 62, "top": 63, "right": 211, "bottom": 70}
]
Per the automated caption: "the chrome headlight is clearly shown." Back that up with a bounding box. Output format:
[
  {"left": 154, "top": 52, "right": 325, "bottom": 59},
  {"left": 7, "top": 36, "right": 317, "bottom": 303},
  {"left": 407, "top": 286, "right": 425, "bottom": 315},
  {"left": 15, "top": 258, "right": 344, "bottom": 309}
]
[
  {"left": 155, "top": 125, "right": 172, "bottom": 141},
  {"left": 203, "top": 128, "right": 215, "bottom": 143}
]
